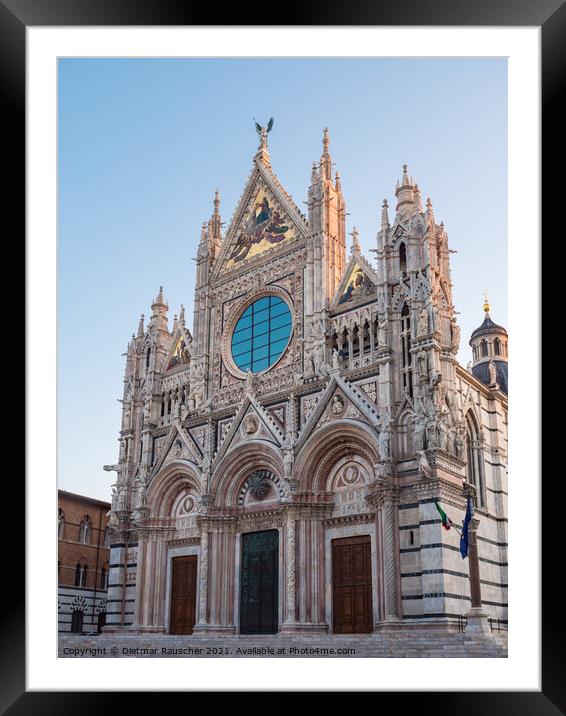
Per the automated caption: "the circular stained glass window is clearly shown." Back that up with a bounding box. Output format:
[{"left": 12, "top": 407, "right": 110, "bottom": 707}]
[{"left": 231, "top": 295, "right": 292, "bottom": 373}]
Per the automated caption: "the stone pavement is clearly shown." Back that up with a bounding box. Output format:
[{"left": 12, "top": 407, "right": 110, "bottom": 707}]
[{"left": 59, "top": 630, "right": 507, "bottom": 658}]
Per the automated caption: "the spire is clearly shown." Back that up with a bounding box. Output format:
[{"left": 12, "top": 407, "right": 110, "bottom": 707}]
[
  {"left": 311, "top": 161, "right": 319, "bottom": 184},
  {"left": 208, "top": 189, "right": 223, "bottom": 249},
  {"left": 426, "top": 196, "right": 435, "bottom": 226},
  {"left": 414, "top": 183, "right": 423, "bottom": 212},
  {"left": 381, "top": 198, "right": 390, "bottom": 229},
  {"left": 349, "top": 226, "right": 361, "bottom": 254},
  {"left": 320, "top": 127, "right": 332, "bottom": 181},
  {"left": 179, "top": 304, "right": 185, "bottom": 326},
  {"left": 137, "top": 313, "right": 145, "bottom": 337},
  {"left": 395, "top": 164, "right": 415, "bottom": 214},
  {"left": 149, "top": 286, "right": 169, "bottom": 331},
  {"left": 335, "top": 171, "right": 342, "bottom": 192},
  {"left": 154, "top": 286, "right": 166, "bottom": 307}
]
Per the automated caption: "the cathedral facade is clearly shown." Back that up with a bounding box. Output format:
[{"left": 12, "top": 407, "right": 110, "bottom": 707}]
[{"left": 104, "top": 127, "right": 508, "bottom": 636}]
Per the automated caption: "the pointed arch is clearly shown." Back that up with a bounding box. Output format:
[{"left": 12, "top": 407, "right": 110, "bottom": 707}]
[
  {"left": 294, "top": 419, "right": 379, "bottom": 493},
  {"left": 210, "top": 440, "right": 284, "bottom": 508},
  {"left": 147, "top": 461, "right": 202, "bottom": 519},
  {"left": 399, "top": 241, "right": 407, "bottom": 275}
]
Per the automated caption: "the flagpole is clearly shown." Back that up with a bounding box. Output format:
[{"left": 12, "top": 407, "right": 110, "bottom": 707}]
[{"left": 463, "top": 483, "right": 491, "bottom": 634}]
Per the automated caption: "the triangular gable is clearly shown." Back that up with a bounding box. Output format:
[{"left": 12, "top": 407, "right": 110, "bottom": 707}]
[
  {"left": 295, "top": 373, "right": 381, "bottom": 453},
  {"left": 164, "top": 326, "right": 192, "bottom": 372},
  {"left": 150, "top": 422, "right": 202, "bottom": 479},
  {"left": 211, "top": 393, "right": 285, "bottom": 469},
  {"left": 212, "top": 162, "right": 307, "bottom": 278},
  {"left": 331, "top": 252, "right": 378, "bottom": 310}
]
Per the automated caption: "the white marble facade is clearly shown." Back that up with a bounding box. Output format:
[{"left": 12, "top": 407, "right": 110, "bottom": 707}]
[{"left": 104, "top": 129, "right": 508, "bottom": 635}]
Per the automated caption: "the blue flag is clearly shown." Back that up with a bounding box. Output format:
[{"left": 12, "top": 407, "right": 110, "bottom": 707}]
[{"left": 460, "top": 496, "right": 474, "bottom": 559}]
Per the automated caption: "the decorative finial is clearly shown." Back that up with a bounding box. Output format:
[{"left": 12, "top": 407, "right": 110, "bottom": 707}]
[
  {"left": 381, "top": 198, "right": 390, "bottom": 229},
  {"left": 335, "top": 171, "right": 341, "bottom": 191},
  {"left": 213, "top": 189, "right": 220, "bottom": 214},
  {"left": 311, "top": 161, "right": 319, "bottom": 184},
  {"left": 321, "top": 127, "right": 332, "bottom": 180},
  {"left": 137, "top": 313, "right": 145, "bottom": 337},
  {"left": 179, "top": 304, "right": 185, "bottom": 325},
  {"left": 483, "top": 291, "right": 490, "bottom": 314},
  {"left": 414, "top": 183, "right": 423, "bottom": 212},
  {"left": 349, "top": 226, "right": 360, "bottom": 254},
  {"left": 323, "top": 127, "right": 330, "bottom": 150},
  {"left": 402, "top": 164, "right": 410, "bottom": 186}
]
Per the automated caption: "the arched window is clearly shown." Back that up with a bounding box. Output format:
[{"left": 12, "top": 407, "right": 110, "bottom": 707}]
[
  {"left": 352, "top": 323, "right": 360, "bottom": 357},
  {"left": 58, "top": 508, "right": 65, "bottom": 539},
  {"left": 75, "top": 562, "right": 88, "bottom": 587},
  {"left": 494, "top": 337, "right": 501, "bottom": 355},
  {"left": 340, "top": 327, "right": 349, "bottom": 360},
  {"left": 103, "top": 526, "right": 110, "bottom": 547},
  {"left": 100, "top": 567, "right": 108, "bottom": 590},
  {"left": 465, "top": 412, "right": 483, "bottom": 507},
  {"left": 71, "top": 609, "right": 83, "bottom": 633},
  {"left": 146, "top": 347, "right": 151, "bottom": 370},
  {"left": 399, "top": 241, "right": 407, "bottom": 275},
  {"left": 79, "top": 515, "right": 92, "bottom": 544},
  {"left": 362, "top": 320, "right": 371, "bottom": 354},
  {"left": 400, "top": 303, "right": 413, "bottom": 398},
  {"left": 481, "top": 340, "right": 488, "bottom": 358}
]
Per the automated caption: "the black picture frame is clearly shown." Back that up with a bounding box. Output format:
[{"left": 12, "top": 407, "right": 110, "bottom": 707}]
[{"left": 8, "top": 0, "right": 555, "bottom": 708}]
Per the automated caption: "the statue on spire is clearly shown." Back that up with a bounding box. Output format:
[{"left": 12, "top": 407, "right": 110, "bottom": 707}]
[{"left": 254, "top": 117, "right": 274, "bottom": 147}]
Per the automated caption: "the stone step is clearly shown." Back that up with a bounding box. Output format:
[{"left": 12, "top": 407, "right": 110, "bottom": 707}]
[{"left": 59, "top": 630, "right": 507, "bottom": 658}]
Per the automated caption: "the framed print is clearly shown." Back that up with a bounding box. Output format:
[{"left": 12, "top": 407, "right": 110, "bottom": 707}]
[{"left": 7, "top": 0, "right": 556, "bottom": 707}]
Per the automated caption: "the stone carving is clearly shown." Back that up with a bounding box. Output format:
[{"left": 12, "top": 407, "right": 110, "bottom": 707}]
[
  {"left": 342, "top": 465, "right": 360, "bottom": 485},
  {"left": 243, "top": 414, "right": 259, "bottom": 435},
  {"left": 245, "top": 370, "right": 255, "bottom": 393},
  {"left": 330, "top": 394, "right": 345, "bottom": 416},
  {"left": 360, "top": 381, "right": 377, "bottom": 404},
  {"left": 488, "top": 360, "right": 498, "bottom": 386},
  {"left": 416, "top": 348, "right": 428, "bottom": 381},
  {"left": 248, "top": 472, "right": 270, "bottom": 500},
  {"left": 450, "top": 316, "right": 461, "bottom": 352},
  {"left": 182, "top": 496, "right": 195, "bottom": 514},
  {"left": 332, "top": 348, "right": 340, "bottom": 369},
  {"left": 377, "top": 317, "right": 387, "bottom": 347},
  {"left": 416, "top": 450, "right": 433, "bottom": 479},
  {"left": 417, "top": 307, "right": 429, "bottom": 336},
  {"left": 377, "top": 424, "right": 391, "bottom": 461},
  {"left": 302, "top": 395, "right": 318, "bottom": 424}
]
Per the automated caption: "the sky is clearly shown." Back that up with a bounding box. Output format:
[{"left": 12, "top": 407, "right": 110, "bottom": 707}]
[{"left": 58, "top": 57, "right": 507, "bottom": 500}]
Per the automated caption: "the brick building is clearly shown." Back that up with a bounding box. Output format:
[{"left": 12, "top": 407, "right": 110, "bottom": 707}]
[{"left": 58, "top": 490, "right": 111, "bottom": 633}]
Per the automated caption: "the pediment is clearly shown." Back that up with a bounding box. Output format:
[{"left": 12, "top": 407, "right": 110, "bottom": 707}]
[
  {"left": 212, "top": 393, "right": 285, "bottom": 468},
  {"left": 295, "top": 373, "right": 381, "bottom": 453},
  {"left": 212, "top": 162, "right": 307, "bottom": 278},
  {"left": 150, "top": 423, "right": 202, "bottom": 478},
  {"left": 163, "top": 326, "right": 192, "bottom": 373},
  {"left": 331, "top": 252, "right": 378, "bottom": 310}
]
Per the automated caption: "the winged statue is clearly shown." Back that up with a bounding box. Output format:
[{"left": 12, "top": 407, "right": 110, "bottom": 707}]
[{"left": 254, "top": 117, "right": 274, "bottom": 136}]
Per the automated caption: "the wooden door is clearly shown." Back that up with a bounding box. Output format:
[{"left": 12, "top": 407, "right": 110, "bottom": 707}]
[
  {"left": 170, "top": 555, "right": 198, "bottom": 635},
  {"left": 332, "top": 535, "right": 373, "bottom": 634},
  {"left": 240, "top": 530, "right": 279, "bottom": 634}
]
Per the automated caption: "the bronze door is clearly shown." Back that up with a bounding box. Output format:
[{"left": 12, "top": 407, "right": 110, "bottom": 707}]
[
  {"left": 332, "top": 535, "right": 373, "bottom": 634},
  {"left": 170, "top": 555, "right": 197, "bottom": 635},
  {"left": 240, "top": 530, "right": 279, "bottom": 634}
]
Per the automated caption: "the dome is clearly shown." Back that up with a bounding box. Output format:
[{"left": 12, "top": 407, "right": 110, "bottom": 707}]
[
  {"left": 470, "top": 312, "right": 508, "bottom": 341},
  {"left": 472, "top": 360, "right": 508, "bottom": 394}
]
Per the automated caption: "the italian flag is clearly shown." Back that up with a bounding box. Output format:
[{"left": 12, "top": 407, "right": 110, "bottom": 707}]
[{"left": 434, "top": 501, "right": 453, "bottom": 531}]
